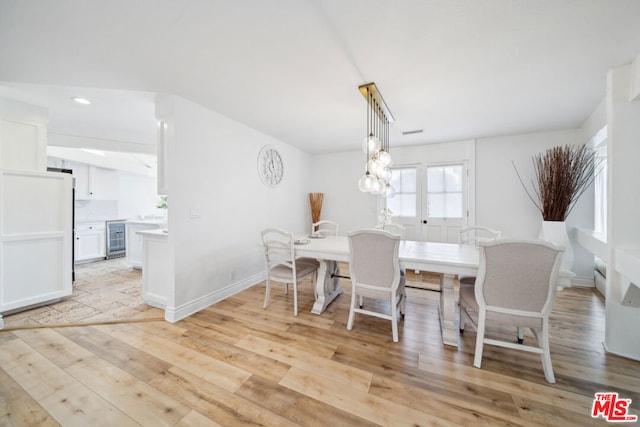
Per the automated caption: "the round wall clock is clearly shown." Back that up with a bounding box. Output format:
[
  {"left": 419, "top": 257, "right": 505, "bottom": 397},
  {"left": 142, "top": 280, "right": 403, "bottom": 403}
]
[{"left": 258, "top": 145, "right": 284, "bottom": 186}]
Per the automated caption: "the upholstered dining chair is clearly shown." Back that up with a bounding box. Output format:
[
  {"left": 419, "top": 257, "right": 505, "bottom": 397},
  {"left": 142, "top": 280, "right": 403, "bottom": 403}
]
[
  {"left": 459, "top": 239, "right": 564, "bottom": 383},
  {"left": 347, "top": 229, "right": 406, "bottom": 342},
  {"left": 261, "top": 228, "right": 318, "bottom": 316},
  {"left": 312, "top": 220, "right": 338, "bottom": 236},
  {"left": 458, "top": 226, "right": 502, "bottom": 286}
]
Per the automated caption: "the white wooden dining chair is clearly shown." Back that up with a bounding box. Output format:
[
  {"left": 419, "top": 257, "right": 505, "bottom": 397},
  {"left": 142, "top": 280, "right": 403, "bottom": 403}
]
[
  {"left": 312, "top": 220, "right": 338, "bottom": 236},
  {"left": 261, "top": 228, "right": 318, "bottom": 316},
  {"left": 459, "top": 239, "right": 564, "bottom": 383},
  {"left": 347, "top": 229, "right": 406, "bottom": 342},
  {"left": 458, "top": 226, "right": 501, "bottom": 286}
]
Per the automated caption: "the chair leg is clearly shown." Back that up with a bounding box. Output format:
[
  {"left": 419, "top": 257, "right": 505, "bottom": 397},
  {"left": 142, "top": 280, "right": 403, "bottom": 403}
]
[
  {"left": 263, "top": 278, "right": 271, "bottom": 309},
  {"left": 459, "top": 301, "right": 466, "bottom": 333},
  {"left": 391, "top": 302, "right": 399, "bottom": 342},
  {"left": 539, "top": 322, "right": 555, "bottom": 383},
  {"left": 285, "top": 283, "right": 289, "bottom": 295},
  {"left": 347, "top": 287, "right": 357, "bottom": 331},
  {"left": 399, "top": 292, "right": 406, "bottom": 318},
  {"left": 473, "top": 309, "right": 486, "bottom": 369},
  {"left": 517, "top": 327, "right": 524, "bottom": 344},
  {"left": 359, "top": 295, "right": 364, "bottom": 308},
  {"left": 293, "top": 280, "right": 298, "bottom": 317}
]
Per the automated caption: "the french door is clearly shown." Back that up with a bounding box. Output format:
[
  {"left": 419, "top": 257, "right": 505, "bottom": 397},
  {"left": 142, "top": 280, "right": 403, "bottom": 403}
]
[{"left": 386, "top": 162, "right": 468, "bottom": 242}]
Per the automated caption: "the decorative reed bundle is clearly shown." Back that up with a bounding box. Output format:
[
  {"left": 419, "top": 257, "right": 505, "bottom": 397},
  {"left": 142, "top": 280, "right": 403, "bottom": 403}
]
[
  {"left": 514, "top": 145, "right": 599, "bottom": 221},
  {"left": 309, "top": 193, "right": 324, "bottom": 230}
]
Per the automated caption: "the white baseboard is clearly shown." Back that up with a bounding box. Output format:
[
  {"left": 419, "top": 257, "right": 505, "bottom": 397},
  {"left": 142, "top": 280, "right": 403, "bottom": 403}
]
[
  {"left": 164, "top": 272, "right": 266, "bottom": 323},
  {"left": 602, "top": 340, "right": 640, "bottom": 362},
  {"left": 570, "top": 276, "right": 596, "bottom": 287}
]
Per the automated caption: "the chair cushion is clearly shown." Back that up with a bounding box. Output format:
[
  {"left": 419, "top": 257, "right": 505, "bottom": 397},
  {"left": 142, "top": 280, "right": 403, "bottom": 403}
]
[{"left": 270, "top": 260, "right": 317, "bottom": 281}]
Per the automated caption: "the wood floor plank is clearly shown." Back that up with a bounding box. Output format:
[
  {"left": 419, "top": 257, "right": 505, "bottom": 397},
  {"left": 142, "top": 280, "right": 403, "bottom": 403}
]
[
  {"left": 236, "top": 374, "right": 379, "bottom": 427},
  {"left": 0, "top": 338, "right": 138, "bottom": 426},
  {"left": 511, "top": 395, "right": 609, "bottom": 426},
  {"left": 57, "top": 326, "right": 173, "bottom": 383},
  {"left": 417, "top": 353, "right": 599, "bottom": 421},
  {"left": 162, "top": 326, "right": 291, "bottom": 384},
  {"left": 12, "top": 328, "right": 95, "bottom": 369},
  {"left": 94, "top": 323, "right": 252, "bottom": 392},
  {"left": 369, "top": 374, "right": 533, "bottom": 426},
  {"left": 149, "top": 366, "right": 299, "bottom": 427},
  {"left": 64, "top": 355, "right": 190, "bottom": 426},
  {"left": 280, "top": 366, "right": 457, "bottom": 427},
  {"left": 236, "top": 334, "right": 373, "bottom": 392},
  {"left": 0, "top": 338, "right": 79, "bottom": 401},
  {"left": 0, "top": 366, "right": 60, "bottom": 427},
  {"left": 175, "top": 410, "right": 224, "bottom": 427},
  {"left": 192, "top": 310, "right": 340, "bottom": 359}
]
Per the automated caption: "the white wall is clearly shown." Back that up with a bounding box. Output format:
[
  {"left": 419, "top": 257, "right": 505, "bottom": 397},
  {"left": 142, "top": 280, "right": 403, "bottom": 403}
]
[
  {"left": 476, "top": 129, "right": 594, "bottom": 280},
  {"left": 159, "top": 95, "right": 312, "bottom": 314},
  {"left": 117, "top": 171, "right": 160, "bottom": 220},
  {"left": 310, "top": 150, "right": 378, "bottom": 234},
  {"left": 604, "top": 63, "right": 640, "bottom": 360}
]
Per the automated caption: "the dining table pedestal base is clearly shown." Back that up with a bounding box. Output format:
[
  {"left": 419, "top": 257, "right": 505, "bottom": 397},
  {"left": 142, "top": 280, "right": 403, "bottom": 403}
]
[
  {"left": 311, "top": 260, "right": 343, "bottom": 315},
  {"left": 439, "top": 273, "right": 458, "bottom": 347}
]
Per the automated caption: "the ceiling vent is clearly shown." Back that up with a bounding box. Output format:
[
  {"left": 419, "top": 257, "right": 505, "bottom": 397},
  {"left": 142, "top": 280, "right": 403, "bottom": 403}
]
[{"left": 402, "top": 129, "right": 423, "bottom": 135}]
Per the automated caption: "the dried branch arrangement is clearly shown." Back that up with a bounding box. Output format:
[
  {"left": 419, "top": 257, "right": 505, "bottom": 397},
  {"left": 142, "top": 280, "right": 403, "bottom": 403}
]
[
  {"left": 309, "top": 192, "right": 324, "bottom": 229},
  {"left": 514, "top": 145, "right": 599, "bottom": 221}
]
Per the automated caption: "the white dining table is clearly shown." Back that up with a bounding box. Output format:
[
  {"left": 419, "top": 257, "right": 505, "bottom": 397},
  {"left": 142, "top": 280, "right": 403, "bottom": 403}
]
[{"left": 295, "top": 235, "right": 479, "bottom": 347}]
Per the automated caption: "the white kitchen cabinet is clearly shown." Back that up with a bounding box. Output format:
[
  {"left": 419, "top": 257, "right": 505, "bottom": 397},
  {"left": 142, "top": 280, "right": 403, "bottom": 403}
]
[
  {"left": 139, "top": 229, "right": 171, "bottom": 309},
  {"left": 126, "top": 220, "right": 163, "bottom": 269},
  {"left": 74, "top": 164, "right": 119, "bottom": 200},
  {"left": 75, "top": 222, "right": 106, "bottom": 262},
  {"left": 0, "top": 99, "right": 48, "bottom": 172}
]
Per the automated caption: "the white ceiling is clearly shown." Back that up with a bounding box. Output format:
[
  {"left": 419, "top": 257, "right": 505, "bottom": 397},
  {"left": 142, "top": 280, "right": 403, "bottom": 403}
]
[{"left": 1, "top": 0, "right": 639, "bottom": 154}]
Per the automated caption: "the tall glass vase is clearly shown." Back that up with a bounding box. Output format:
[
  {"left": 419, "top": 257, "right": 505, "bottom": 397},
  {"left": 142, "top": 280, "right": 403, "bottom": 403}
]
[{"left": 539, "top": 220, "right": 573, "bottom": 272}]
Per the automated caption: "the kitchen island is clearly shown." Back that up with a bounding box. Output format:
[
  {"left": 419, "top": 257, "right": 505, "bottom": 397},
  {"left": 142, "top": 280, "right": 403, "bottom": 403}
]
[
  {"left": 137, "top": 228, "right": 171, "bottom": 310},
  {"left": 126, "top": 219, "right": 165, "bottom": 269}
]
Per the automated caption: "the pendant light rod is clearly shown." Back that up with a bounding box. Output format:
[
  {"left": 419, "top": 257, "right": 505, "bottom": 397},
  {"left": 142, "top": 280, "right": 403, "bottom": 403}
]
[{"left": 358, "top": 82, "right": 395, "bottom": 123}]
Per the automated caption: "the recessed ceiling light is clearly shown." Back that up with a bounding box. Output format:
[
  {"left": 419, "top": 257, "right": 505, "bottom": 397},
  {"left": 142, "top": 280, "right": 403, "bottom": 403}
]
[{"left": 71, "top": 96, "right": 91, "bottom": 105}]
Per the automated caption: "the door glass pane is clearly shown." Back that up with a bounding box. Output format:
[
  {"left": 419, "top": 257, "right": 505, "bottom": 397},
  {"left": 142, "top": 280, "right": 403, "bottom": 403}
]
[
  {"left": 388, "top": 194, "right": 416, "bottom": 217},
  {"left": 427, "top": 167, "right": 444, "bottom": 192},
  {"left": 426, "top": 164, "right": 465, "bottom": 219},
  {"left": 444, "top": 165, "right": 462, "bottom": 191},
  {"left": 401, "top": 169, "right": 416, "bottom": 192},
  {"left": 427, "top": 193, "right": 444, "bottom": 218},
  {"left": 388, "top": 167, "right": 417, "bottom": 217},
  {"left": 444, "top": 193, "right": 462, "bottom": 218}
]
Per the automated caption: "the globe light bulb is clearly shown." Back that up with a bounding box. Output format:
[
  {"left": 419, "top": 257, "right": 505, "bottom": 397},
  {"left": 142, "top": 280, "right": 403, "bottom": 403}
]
[
  {"left": 362, "top": 133, "right": 380, "bottom": 154},
  {"left": 371, "top": 178, "right": 385, "bottom": 194},
  {"left": 358, "top": 172, "right": 376, "bottom": 192},
  {"left": 378, "top": 150, "right": 392, "bottom": 167}
]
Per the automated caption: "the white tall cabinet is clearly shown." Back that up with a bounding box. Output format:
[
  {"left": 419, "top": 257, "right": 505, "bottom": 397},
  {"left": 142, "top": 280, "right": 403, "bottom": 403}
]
[{"left": 0, "top": 98, "right": 73, "bottom": 328}]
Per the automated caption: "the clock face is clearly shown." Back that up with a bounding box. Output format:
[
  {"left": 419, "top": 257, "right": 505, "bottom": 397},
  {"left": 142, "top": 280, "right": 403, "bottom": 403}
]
[{"left": 258, "top": 146, "right": 284, "bottom": 186}]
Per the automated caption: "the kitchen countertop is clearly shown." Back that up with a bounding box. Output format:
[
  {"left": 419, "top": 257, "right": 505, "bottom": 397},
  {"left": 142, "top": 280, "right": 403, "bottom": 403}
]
[
  {"left": 76, "top": 218, "right": 125, "bottom": 224},
  {"left": 126, "top": 219, "right": 166, "bottom": 225},
  {"left": 137, "top": 229, "right": 168, "bottom": 237}
]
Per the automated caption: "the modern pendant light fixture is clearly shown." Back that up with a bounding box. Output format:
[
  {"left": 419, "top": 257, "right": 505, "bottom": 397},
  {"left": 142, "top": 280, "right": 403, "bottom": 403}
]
[{"left": 358, "top": 83, "right": 395, "bottom": 198}]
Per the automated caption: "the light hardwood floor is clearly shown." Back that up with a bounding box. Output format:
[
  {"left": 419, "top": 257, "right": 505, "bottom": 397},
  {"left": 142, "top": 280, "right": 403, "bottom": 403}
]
[{"left": 1, "top": 270, "right": 639, "bottom": 426}]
